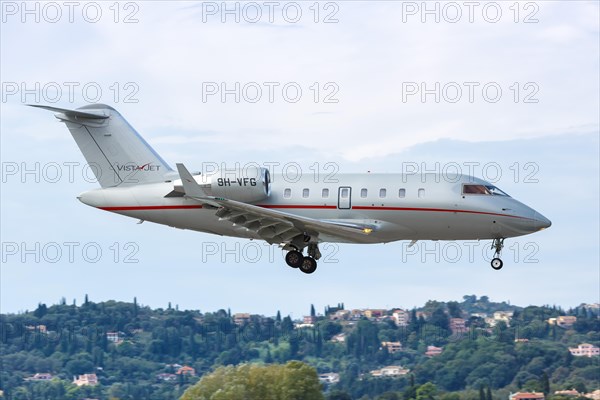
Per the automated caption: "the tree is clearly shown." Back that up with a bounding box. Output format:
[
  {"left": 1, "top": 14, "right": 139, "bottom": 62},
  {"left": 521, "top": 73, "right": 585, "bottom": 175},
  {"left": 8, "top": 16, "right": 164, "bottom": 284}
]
[
  {"left": 311, "top": 304, "right": 316, "bottom": 317},
  {"left": 430, "top": 307, "right": 450, "bottom": 332},
  {"left": 541, "top": 372, "right": 550, "bottom": 396},
  {"left": 34, "top": 303, "right": 47, "bottom": 318},
  {"left": 282, "top": 316, "right": 294, "bottom": 332},
  {"left": 440, "top": 394, "right": 460, "bottom": 400},
  {"left": 264, "top": 349, "right": 273, "bottom": 363},
  {"left": 327, "top": 390, "right": 353, "bottom": 400},
  {"left": 416, "top": 382, "right": 437, "bottom": 400},
  {"left": 180, "top": 361, "right": 324, "bottom": 400},
  {"left": 378, "top": 393, "right": 400, "bottom": 400},
  {"left": 463, "top": 295, "right": 477, "bottom": 304},
  {"left": 447, "top": 302, "right": 462, "bottom": 318},
  {"left": 486, "top": 386, "right": 492, "bottom": 400},
  {"left": 402, "top": 375, "right": 418, "bottom": 399}
]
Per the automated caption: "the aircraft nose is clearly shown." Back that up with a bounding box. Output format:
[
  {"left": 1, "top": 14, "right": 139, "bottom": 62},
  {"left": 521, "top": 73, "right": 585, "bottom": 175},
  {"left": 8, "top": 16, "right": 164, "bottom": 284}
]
[{"left": 532, "top": 211, "right": 552, "bottom": 231}]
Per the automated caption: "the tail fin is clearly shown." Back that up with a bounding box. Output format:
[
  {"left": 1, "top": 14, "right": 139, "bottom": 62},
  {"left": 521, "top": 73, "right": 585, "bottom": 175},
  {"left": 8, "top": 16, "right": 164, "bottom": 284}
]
[{"left": 30, "top": 104, "right": 173, "bottom": 188}]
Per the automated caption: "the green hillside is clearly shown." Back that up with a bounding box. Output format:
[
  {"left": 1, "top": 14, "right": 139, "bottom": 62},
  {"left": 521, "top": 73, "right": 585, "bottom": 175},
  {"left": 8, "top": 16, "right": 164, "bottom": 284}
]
[{"left": 1, "top": 295, "right": 598, "bottom": 400}]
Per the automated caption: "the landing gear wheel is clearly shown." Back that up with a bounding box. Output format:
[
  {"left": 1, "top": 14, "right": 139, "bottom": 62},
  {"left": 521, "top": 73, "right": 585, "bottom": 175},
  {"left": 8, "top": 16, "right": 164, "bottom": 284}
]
[
  {"left": 299, "top": 257, "right": 317, "bottom": 274},
  {"left": 490, "top": 238, "right": 505, "bottom": 271},
  {"left": 285, "top": 250, "right": 303, "bottom": 268},
  {"left": 491, "top": 258, "right": 503, "bottom": 270}
]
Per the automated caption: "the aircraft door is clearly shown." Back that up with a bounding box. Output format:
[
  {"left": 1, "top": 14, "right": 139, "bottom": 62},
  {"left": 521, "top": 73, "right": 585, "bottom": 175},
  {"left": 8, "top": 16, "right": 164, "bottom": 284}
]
[{"left": 338, "top": 186, "right": 352, "bottom": 209}]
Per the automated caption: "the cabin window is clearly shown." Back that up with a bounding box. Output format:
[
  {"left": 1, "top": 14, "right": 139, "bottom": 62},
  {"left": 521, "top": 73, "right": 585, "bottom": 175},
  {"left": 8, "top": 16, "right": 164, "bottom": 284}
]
[
  {"left": 361, "top": 188, "right": 368, "bottom": 198},
  {"left": 418, "top": 188, "right": 425, "bottom": 198},
  {"left": 322, "top": 188, "right": 329, "bottom": 198},
  {"left": 284, "top": 188, "right": 291, "bottom": 198},
  {"left": 302, "top": 188, "right": 309, "bottom": 198},
  {"left": 462, "top": 184, "right": 510, "bottom": 196},
  {"left": 398, "top": 188, "right": 406, "bottom": 198},
  {"left": 379, "top": 188, "right": 387, "bottom": 198},
  {"left": 341, "top": 188, "right": 349, "bottom": 198}
]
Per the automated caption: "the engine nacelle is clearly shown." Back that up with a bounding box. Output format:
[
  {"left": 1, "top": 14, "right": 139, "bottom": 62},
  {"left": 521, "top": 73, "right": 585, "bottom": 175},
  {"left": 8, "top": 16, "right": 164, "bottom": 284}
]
[{"left": 208, "top": 167, "right": 271, "bottom": 203}]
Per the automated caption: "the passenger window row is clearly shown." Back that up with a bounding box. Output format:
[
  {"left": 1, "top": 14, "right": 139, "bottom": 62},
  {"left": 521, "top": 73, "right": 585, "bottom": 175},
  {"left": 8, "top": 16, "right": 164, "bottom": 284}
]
[{"left": 283, "top": 188, "right": 425, "bottom": 199}]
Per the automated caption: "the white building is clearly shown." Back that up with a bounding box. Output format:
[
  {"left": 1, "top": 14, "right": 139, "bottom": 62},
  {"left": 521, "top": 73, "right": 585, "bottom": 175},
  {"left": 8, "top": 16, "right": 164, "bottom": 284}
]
[
  {"left": 331, "top": 333, "right": 346, "bottom": 343},
  {"left": 381, "top": 341, "right": 402, "bottom": 354},
  {"left": 425, "top": 345, "right": 443, "bottom": 357},
  {"left": 547, "top": 316, "right": 577, "bottom": 328},
  {"left": 486, "top": 311, "right": 514, "bottom": 327},
  {"left": 73, "top": 374, "right": 98, "bottom": 386},
  {"left": 319, "top": 373, "right": 340, "bottom": 384},
  {"left": 392, "top": 309, "right": 410, "bottom": 326},
  {"left": 569, "top": 343, "right": 600, "bottom": 357},
  {"left": 25, "top": 373, "right": 53, "bottom": 381},
  {"left": 370, "top": 366, "right": 409, "bottom": 377},
  {"left": 106, "top": 331, "right": 125, "bottom": 344}
]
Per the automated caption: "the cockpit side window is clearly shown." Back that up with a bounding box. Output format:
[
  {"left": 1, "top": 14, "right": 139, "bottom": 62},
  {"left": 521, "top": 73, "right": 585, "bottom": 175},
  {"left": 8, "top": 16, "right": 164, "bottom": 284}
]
[
  {"left": 462, "top": 184, "right": 510, "bottom": 197},
  {"left": 463, "top": 184, "right": 491, "bottom": 195}
]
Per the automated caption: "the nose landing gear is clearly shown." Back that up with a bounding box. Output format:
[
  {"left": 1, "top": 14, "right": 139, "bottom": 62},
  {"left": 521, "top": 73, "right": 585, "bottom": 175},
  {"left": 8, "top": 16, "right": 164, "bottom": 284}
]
[{"left": 491, "top": 238, "right": 505, "bottom": 270}]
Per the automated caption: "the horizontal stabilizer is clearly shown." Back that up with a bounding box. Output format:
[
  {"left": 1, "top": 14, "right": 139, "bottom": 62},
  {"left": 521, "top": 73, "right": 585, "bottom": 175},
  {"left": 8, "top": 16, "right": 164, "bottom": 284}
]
[{"left": 28, "top": 104, "right": 109, "bottom": 120}]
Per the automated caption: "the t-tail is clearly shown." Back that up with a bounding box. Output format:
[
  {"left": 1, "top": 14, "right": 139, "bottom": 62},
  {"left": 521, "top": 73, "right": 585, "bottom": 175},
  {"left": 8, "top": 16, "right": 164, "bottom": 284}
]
[{"left": 29, "top": 104, "right": 173, "bottom": 188}]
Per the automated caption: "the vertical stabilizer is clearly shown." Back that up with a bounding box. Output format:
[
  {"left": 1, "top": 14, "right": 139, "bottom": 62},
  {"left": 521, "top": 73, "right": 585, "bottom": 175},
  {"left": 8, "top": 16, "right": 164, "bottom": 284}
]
[{"left": 30, "top": 104, "right": 172, "bottom": 188}]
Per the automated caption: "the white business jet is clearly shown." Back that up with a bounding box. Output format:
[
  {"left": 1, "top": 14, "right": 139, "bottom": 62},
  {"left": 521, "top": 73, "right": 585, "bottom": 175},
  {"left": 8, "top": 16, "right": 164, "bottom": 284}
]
[{"left": 31, "top": 104, "right": 551, "bottom": 274}]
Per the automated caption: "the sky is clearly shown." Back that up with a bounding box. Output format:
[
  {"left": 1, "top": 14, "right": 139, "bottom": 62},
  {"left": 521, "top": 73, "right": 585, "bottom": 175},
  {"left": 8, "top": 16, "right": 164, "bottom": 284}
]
[{"left": 1, "top": 1, "right": 599, "bottom": 318}]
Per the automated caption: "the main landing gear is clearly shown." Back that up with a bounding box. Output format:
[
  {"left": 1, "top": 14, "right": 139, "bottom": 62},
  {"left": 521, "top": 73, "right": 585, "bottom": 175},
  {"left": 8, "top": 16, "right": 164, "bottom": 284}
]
[
  {"left": 490, "top": 238, "right": 505, "bottom": 270},
  {"left": 285, "top": 243, "right": 321, "bottom": 274}
]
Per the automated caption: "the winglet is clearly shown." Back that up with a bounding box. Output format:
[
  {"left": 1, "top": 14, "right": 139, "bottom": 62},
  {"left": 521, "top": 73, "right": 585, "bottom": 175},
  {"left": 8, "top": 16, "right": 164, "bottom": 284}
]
[{"left": 175, "top": 163, "right": 221, "bottom": 207}]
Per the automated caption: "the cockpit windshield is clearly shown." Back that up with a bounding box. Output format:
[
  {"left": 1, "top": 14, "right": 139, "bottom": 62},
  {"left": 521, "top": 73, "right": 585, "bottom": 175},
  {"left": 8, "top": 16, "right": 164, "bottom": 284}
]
[{"left": 462, "top": 184, "right": 510, "bottom": 197}]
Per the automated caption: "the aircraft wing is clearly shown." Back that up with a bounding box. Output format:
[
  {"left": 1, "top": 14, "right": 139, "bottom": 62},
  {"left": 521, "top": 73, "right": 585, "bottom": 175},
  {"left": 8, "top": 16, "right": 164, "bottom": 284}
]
[{"left": 176, "top": 164, "right": 376, "bottom": 244}]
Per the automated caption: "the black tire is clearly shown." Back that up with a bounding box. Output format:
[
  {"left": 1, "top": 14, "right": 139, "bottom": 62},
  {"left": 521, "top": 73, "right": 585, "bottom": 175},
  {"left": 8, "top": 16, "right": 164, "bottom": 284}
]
[
  {"left": 299, "top": 257, "right": 317, "bottom": 274},
  {"left": 491, "top": 258, "right": 503, "bottom": 270},
  {"left": 285, "top": 251, "right": 303, "bottom": 268}
]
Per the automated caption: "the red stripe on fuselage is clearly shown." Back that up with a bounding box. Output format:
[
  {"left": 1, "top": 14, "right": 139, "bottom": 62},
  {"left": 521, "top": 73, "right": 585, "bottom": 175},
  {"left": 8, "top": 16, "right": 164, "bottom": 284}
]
[
  {"left": 98, "top": 204, "right": 529, "bottom": 220},
  {"left": 100, "top": 205, "right": 204, "bottom": 211}
]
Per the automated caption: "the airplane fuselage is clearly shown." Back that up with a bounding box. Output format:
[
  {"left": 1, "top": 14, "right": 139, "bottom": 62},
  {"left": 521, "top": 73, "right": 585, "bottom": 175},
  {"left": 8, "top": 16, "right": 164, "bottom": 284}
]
[{"left": 79, "top": 172, "right": 549, "bottom": 244}]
